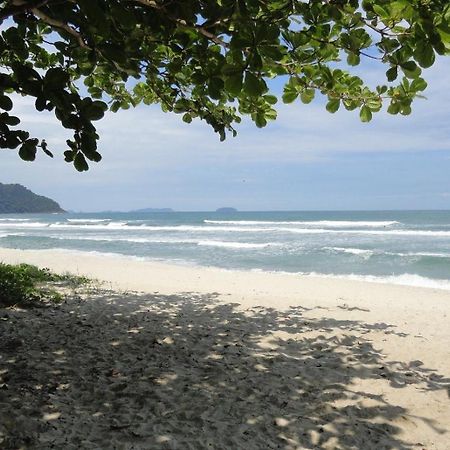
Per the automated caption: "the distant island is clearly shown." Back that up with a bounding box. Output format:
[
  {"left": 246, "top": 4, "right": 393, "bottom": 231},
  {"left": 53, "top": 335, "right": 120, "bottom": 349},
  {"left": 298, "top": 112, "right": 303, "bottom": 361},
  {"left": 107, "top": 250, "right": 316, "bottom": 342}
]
[
  {"left": 0, "top": 183, "right": 64, "bottom": 214},
  {"left": 131, "top": 208, "right": 174, "bottom": 213},
  {"left": 216, "top": 207, "right": 238, "bottom": 213}
]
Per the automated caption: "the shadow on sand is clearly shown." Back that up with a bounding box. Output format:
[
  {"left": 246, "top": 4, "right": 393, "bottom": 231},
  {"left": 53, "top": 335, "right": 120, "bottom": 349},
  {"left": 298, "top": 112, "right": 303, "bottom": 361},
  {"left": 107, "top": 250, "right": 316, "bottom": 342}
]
[{"left": 1, "top": 289, "right": 449, "bottom": 449}]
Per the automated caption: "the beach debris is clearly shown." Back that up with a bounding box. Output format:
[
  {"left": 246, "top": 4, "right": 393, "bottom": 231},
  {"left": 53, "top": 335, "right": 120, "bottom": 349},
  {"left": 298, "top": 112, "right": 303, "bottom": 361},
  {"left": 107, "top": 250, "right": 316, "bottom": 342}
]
[
  {"left": 105, "top": 368, "right": 121, "bottom": 378},
  {"left": 274, "top": 417, "right": 290, "bottom": 427}
]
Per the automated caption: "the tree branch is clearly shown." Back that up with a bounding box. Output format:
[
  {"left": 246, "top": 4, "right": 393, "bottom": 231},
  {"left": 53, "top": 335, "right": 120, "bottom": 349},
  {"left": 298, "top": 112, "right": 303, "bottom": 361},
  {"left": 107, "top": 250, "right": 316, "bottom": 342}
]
[
  {"left": 194, "top": 25, "right": 228, "bottom": 47},
  {"left": 130, "top": 0, "right": 228, "bottom": 47},
  {"left": 31, "top": 6, "right": 91, "bottom": 49},
  {"left": 0, "top": 0, "right": 50, "bottom": 21}
]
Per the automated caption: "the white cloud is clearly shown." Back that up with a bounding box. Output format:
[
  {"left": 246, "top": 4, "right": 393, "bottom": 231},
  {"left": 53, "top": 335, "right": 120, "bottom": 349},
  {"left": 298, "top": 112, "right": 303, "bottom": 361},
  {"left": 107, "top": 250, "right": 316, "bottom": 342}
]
[{"left": 1, "top": 57, "right": 449, "bottom": 210}]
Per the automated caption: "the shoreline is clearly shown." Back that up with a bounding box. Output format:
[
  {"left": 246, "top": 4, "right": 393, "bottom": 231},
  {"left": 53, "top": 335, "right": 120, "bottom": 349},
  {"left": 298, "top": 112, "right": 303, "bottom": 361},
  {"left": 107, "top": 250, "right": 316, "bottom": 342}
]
[
  {"left": 1, "top": 246, "right": 450, "bottom": 292},
  {"left": 1, "top": 247, "right": 450, "bottom": 448}
]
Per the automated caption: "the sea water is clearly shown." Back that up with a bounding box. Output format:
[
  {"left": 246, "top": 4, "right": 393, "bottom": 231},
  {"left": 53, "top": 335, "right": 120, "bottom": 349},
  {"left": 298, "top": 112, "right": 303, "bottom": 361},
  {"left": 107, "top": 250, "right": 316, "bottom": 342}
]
[{"left": 1, "top": 210, "right": 449, "bottom": 289}]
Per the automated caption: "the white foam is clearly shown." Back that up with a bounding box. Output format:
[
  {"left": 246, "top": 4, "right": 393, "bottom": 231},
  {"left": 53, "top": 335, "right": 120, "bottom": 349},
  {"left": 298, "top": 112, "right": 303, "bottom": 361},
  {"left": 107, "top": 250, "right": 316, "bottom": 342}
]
[
  {"left": 37, "top": 222, "right": 450, "bottom": 236},
  {"left": 0, "top": 222, "right": 49, "bottom": 228},
  {"left": 288, "top": 228, "right": 450, "bottom": 237},
  {"left": 49, "top": 222, "right": 130, "bottom": 230},
  {"left": 46, "top": 223, "right": 268, "bottom": 232},
  {"left": 249, "top": 268, "right": 450, "bottom": 291},
  {"left": 0, "top": 218, "right": 31, "bottom": 221},
  {"left": 304, "top": 272, "right": 450, "bottom": 291},
  {"left": 66, "top": 219, "right": 110, "bottom": 223},
  {"left": 0, "top": 233, "right": 25, "bottom": 238},
  {"left": 30, "top": 247, "right": 151, "bottom": 262},
  {"left": 326, "top": 247, "right": 374, "bottom": 257},
  {"left": 3, "top": 219, "right": 449, "bottom": 238},
  {"left": 46, "top": 235, "right": 279, "bottom": 249},
  {"left": 198, "top": 240, "right": 279, "bottom": 249},
  {"left": 408, "top": 251, "right": 450, "bottom": 258},
  {"left": 326, "top": 248, "right": 450, "bottom": 259},
  {"left": 48, "top": 235, "right": 199, "bottom": 244},
  {"left": 204, "top": 220, "right": 400, "bottom": 227}
]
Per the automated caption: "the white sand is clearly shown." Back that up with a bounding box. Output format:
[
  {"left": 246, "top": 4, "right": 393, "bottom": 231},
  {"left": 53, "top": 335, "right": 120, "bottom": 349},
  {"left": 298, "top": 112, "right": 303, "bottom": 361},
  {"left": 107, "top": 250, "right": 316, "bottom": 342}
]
[{"left": 0, "top": 248, "right": 449, "bottom": 449}]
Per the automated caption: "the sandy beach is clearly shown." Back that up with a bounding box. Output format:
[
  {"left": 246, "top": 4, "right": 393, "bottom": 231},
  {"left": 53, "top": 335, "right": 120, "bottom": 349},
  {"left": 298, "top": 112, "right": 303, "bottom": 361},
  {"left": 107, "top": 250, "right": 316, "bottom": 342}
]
[{"left": 1, "top": 247, "right": 449, "bottom": 449}]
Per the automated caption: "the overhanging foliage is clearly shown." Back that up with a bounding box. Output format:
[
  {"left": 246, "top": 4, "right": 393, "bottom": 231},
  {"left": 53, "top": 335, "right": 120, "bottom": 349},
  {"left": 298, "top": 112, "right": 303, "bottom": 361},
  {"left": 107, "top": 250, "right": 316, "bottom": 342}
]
[{"left": 0, "top": 0, "right": 449, "bottom": 170}]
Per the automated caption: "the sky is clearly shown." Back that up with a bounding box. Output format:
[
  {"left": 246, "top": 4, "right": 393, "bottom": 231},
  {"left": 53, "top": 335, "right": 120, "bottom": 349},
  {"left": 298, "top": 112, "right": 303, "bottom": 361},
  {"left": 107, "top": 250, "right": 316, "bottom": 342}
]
[{"left": 1, "top": 58, "right": 449, "bottom": 212}]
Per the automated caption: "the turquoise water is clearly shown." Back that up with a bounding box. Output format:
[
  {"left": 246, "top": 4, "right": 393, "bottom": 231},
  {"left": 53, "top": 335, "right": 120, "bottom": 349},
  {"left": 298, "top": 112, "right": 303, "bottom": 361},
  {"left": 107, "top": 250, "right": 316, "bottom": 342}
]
[{"left": 1, "top": 210, "right": 450, "bottom": 289}]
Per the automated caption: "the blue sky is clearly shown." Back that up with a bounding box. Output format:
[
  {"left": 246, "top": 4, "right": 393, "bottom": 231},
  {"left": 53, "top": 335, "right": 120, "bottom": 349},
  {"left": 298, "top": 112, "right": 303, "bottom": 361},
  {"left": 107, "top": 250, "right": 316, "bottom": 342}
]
[{"left": 1, "top": 58, "right": 449, "bottom": 212}]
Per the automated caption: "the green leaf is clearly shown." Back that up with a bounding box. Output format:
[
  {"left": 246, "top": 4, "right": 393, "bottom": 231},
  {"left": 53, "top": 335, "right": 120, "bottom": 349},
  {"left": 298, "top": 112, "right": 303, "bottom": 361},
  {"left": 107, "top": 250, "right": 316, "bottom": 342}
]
[
  {"left": 44, "top": 68, "right": 70, "bottom": 87},
  {"left": 411, "top": 78, "right": 427, "bottom": 92},
  {"left": 18, "top": 140, "right": 37, "bottom": 161},
  {"left": 243, "top": 72, "right": 265, "bottom": 97},
  {"left": 182, "top": 113, "right": 192, "bottom": 123},
  {"left": 386, "top": 66, "right": 398, "bottom": 82},
  {"left": 4, "top": 115, "right": 20, "bottom": 126},
  {"left": 300, "top": 89, "right": 315, "bottom": 104},
  {"left": 343, "top": 99, "right": 358, "bottom": 111},
  {"left": 0, "top": 95, "right": 13, "bottom": 111},
  {"left": 359, "top": 105, "right": 372, "bottom": 122},
  {"left": 110, "top": 101, "right": 121, "bottom": 113},
  {"left": 347, "top": 52, "right": 360, "bottom": 66},
  {"left": 207, "top": 77, "right": 224, "bottom": 100},
  {"left": 88, "top": 151, "right": 102, "bottom": 162},
  {"left": 414, "top": 42, "right": 435, "bottom": 68},
  {"left": 372, "top": 5, "right": 389, "bottom": 18},
  {"left": 74, "top": 152, "right": 89, "bottom": 172},
  {"left": 41, "top": 139, "right": 54, "bottom": 158},
  {"left": 326, "top": 98, "right": 340, "bottom": 113},
  {"left": 282, "top": 89, "right": 298, "bottom": 104},
  {"left": 265, "top": 108, "right": 277, "bottom": 120},
  {"left": 401, "top": 60, "right": 421, "bottom": 79},
  {"left": 401, "top": 61, "right": 417, "bottom": 72},
  {"left": 83, "top": 101, "right": 107, "bottom": 121},
  {"left": 264, "top": 94, "right": 278, "bottom": 105},
  {"left": 224, "top": 73, "right": 243, "bottom": 96},
  {"left": 400, "top": 104, "right": 412, "bottom": 115},
  {"left": 387, "top": 102, "right": 400, "bottom": 114},
  {"left": 254, "top": 112, "right": 267, "bottom": 128},
  {"left": 35, "top": 96, "right": 47, "bottom": 112},
  {"left": 366, "top": 98, "right": 382, "bottom": 111},
  {"left": 64, "top": 150, "right": 75, "bottom": 162}
]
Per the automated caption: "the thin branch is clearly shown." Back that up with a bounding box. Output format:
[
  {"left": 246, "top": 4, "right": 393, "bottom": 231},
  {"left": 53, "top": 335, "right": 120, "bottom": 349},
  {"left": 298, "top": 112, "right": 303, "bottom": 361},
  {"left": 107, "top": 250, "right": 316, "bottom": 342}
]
[
  {"left": 31, "top": 7, "right": 91, "bottom": 49},
  {"left": 308, "top": 35, "right": 382, "bottom": 61},
  {"left": 363, "top": 19, "right": 411, "bottom": 37},
  {"left": 194, "top": 25, "right": 228, "bottom": 47},
  {"left": 131, "top": 0, "right": 228, "bottom": 47},
  {"left": 0, "top": 0, "right": 50, "bottom": 21}
]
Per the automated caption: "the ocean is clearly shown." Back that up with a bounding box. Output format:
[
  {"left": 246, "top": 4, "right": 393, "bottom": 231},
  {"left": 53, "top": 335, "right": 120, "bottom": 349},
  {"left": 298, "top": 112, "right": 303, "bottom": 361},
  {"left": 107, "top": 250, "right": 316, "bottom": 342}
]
[{"left": 1, "top": 210, "right": 450, "bottom": 290}]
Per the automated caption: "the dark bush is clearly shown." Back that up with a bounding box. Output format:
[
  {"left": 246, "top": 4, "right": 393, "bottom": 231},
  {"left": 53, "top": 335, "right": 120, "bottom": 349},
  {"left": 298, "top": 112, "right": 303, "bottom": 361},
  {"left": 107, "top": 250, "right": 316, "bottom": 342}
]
[{"left": 0, "top": 263, "right": 63, "bottom": 307}]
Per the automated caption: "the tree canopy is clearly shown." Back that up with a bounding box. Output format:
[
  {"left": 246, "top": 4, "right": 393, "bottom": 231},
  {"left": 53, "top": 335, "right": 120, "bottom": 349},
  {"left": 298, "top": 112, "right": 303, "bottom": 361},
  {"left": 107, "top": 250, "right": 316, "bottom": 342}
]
[{"left": 0, "top": 0, "right": 449, "bottom": 170}]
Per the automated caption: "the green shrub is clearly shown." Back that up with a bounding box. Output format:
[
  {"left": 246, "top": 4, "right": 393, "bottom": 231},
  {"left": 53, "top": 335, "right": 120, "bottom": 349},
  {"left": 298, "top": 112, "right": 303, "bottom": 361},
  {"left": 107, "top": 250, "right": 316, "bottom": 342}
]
[{"left": 0, "top": 263, "right": 86, "bottom": 307}]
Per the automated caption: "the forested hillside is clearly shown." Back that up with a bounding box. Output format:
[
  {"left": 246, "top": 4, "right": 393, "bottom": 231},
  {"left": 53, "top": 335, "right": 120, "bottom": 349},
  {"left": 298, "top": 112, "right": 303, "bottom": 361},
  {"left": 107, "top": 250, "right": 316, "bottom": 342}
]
[{"left": 0, "top": 183, "right": 64, "bottom": 213}]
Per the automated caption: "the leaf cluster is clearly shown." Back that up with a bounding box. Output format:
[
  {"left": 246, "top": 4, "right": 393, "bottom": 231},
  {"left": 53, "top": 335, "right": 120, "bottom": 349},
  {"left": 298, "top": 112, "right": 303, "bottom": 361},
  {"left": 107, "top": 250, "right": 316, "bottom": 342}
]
[
  {"left": 0, "top": 263, "right": 88, "bottom": 307},
  {"left": 0, "top": 0, "right": 448, "bottom": 169}
]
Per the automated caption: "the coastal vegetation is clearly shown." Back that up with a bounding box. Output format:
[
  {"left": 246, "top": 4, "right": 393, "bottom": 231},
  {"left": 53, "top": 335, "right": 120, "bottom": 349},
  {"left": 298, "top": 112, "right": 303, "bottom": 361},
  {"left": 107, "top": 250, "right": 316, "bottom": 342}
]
[
  {"left": 1, "top": 0, "right": 449, "bottom": 170},
  {"left": 0, "top": 182, "right": 64, "bottom": 213},
  {"left": 0, "top": 262, "right": 89, "bottom": 307}
]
